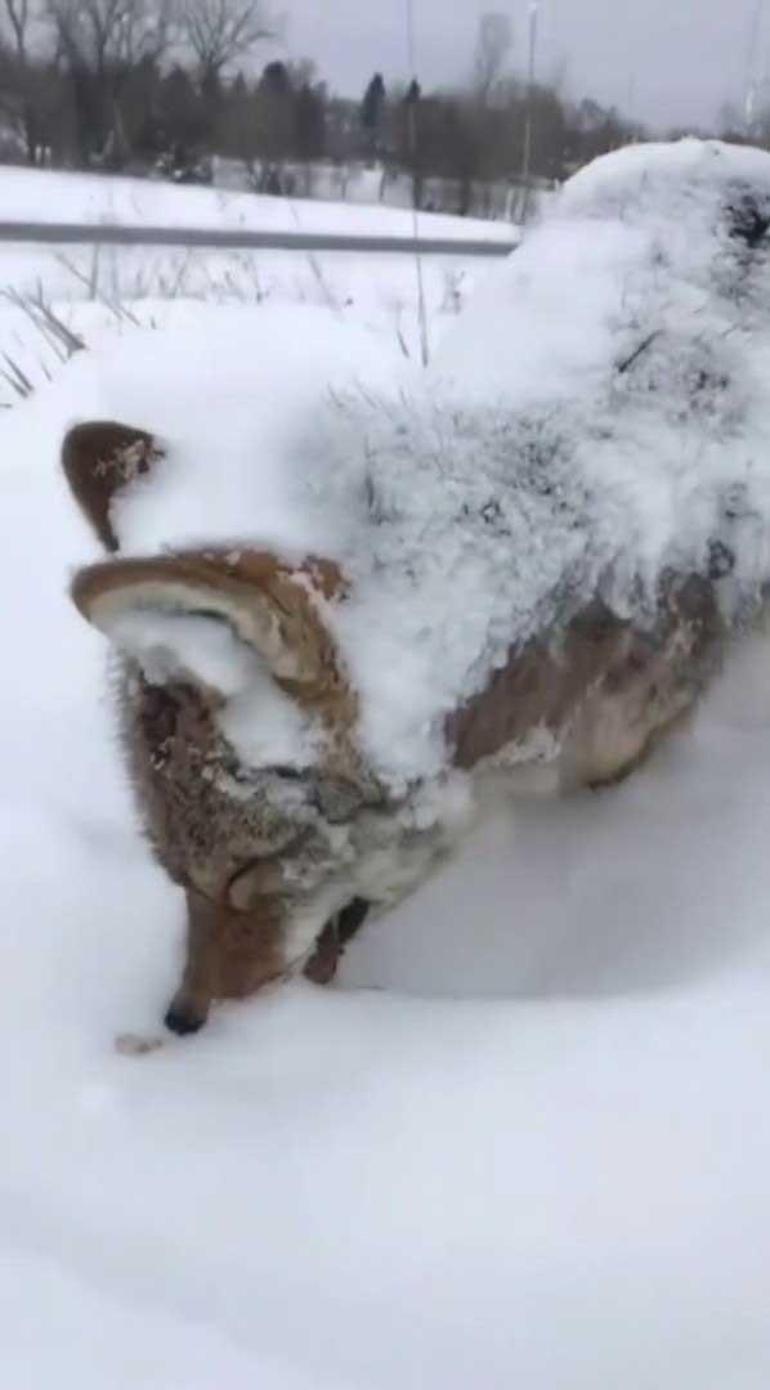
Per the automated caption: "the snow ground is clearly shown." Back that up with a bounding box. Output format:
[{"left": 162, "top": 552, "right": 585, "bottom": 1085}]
[
  {"left": 0, "top": 161, "right": 506, "bottom": 405},
  {"left": 0, "top": 163, "right": 514, "bottom": 242},
  {"left": 2, "top": 145, "right": 770, "bottom": 1388},
  {"left": 0, "top": 243, "right": 479, "bottom": 408}
]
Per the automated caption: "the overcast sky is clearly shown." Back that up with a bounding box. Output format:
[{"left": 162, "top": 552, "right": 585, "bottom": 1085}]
[{"left": 263, "top": 0, "right": 768, "bottom": 130}]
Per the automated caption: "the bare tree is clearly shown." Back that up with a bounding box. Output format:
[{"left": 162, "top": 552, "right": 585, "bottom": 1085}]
[
  {"left": 0, "top": 0, "right": 58, "bottom": 160},
  {"left": 50, "top": 0, "right": 173, "bottom": 73},
  {"left": 179, "top": 0, "right": 273, "bottom": 90},
  {"left": 2, "top": 0, "right": 31, "bottom": 62},
  {"left": 48, "top": 0, "right": 174, "bottom": 163}
]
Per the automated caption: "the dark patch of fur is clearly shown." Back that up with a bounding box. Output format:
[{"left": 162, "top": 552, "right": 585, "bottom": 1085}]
[
  {"left": 725, "top": 193, "right": 770, "bottom": 249},
  {"left": 61, "top": 421, "right": 161, "bottom": 552}
]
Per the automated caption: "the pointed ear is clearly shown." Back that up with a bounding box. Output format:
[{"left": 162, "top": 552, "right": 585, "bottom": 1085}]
[
  {"left": 61, "top": 421, "right": 164, "bottom": 552},
  {"left": 70, "top": 549, "right": 356, "bottom": 727}
]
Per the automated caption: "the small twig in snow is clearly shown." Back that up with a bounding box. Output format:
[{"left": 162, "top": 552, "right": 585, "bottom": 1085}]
[
  {"left": 617, "top": 330, "right": 661, "bottom": 375},
  {"left": 1, "top": 352, "right": 34, "bottom": 397}
]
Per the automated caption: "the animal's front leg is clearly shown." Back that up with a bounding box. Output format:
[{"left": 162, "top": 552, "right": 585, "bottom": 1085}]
[{"left": 303, "top": 898, "right": 370, "bottom": 985}]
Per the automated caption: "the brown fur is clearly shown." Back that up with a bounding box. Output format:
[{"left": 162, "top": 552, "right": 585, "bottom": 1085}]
[
  {"left": 72, "top": 549, "right": 358, "bottom": 748},
  {"left": 123, "top": 672, "right": 368, "bottom": 1030},
  {"left": 303, "top": 899, "right": 371, "bottom": 984},
  {"left": 447, "top": 575, "right": 724, "bottom": 787},
  {"left": 165, "top": 887, "right": 287, "bottom": 1031},
  {"left": 61, "top": 420, "right": 739, "bottom": 1034},
  {"left": 61, "top": 421, "right": 163, "bottom": 552},
  {"left": 73, "top": 546, "right": 367, "bottom": 1032}
]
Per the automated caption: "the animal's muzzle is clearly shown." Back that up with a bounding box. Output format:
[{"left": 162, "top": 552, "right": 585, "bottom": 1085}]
[{"left": 164, "top": 1002, "right": 208, "bottom": 1036}]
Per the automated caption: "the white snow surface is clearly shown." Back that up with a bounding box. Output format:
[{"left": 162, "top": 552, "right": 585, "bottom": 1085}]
[
  {"left": 3, "top": 140, "right": 770, "bottom": 1386},
  {"left": 99, "top": 138, "right": 770, "bottom": 789},
  {"left": 0, "top": 162, "right": 514, "bottom": 242}
]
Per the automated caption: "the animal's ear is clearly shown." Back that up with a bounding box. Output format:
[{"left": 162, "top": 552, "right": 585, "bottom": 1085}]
[
  {"left": 70, "top": 549, "right": 355, "bottom": 726},
  {"left": 61, "top": 421, "right": 164, "bottom": 553}
]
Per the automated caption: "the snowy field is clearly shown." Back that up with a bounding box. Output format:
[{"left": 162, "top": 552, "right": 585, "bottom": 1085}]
[
  {"left": 0, "top": 244, "right": 484, "bottom": 410},
  {"left": 0, "top": 164, "right": 510, "bottom": 405},
  {"left": 0, "top": 163, "right": 515, "bottom": 241},
  {"left": 2, "top": 146, "right": 770, "bottom": 1388}
]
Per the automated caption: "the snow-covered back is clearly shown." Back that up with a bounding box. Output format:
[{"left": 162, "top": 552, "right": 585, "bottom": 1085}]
[
  {"left": 96, "top": 139, "right": 770, "bottom": 789},
  {"left": 320, "top": 141, "right": 770, "bottom": 784}
]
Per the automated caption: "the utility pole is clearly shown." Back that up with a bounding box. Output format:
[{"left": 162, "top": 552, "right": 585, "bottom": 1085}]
[
  {"left": 627, "top": 74, "right": 638, "bottom": 140},
  {"left": 745, "top": 0, "right": 766, "bottom": 135},
  {"left": 519, "top": 2, "right": 539, "bottom": 223},
  {"left": 404, "top": 0, "right": 429, "bottom": 366}
]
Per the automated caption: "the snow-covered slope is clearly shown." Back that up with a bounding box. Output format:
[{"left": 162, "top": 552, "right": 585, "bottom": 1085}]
[
  {"left": 0, "top": 163, "right": 514, "bottom": 243},
  {"left": 3, "top": 141, "right": 770, "bottom": 1388}
]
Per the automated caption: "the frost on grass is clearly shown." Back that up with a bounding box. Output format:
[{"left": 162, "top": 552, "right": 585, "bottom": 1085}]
[{"left": 86, "top": 140, "right": 770, "bottom": 793}]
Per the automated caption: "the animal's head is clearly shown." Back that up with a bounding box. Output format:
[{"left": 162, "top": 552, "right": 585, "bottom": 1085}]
[{"left": 62, "top": 421, "right": 449, "bottom": 1033}]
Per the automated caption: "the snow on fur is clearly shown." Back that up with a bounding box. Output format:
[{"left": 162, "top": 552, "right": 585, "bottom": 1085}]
[
  {"left": 288, "top": 140, "right": 770, "bottom": 786},
  {"left": 100, "top": 140, "right": 770, "bottom": 791}
]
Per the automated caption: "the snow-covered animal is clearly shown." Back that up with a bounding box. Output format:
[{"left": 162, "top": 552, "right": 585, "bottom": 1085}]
[{"left": 63, "top": 141, "right": 770, "bottom": 1034}]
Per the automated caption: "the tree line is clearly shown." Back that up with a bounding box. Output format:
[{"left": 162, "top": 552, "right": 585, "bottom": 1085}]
[{"left": 0, "top": 0, "right": 646, "bottom": 207}]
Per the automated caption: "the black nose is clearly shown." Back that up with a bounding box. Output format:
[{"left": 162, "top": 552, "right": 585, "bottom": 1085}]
[{"left": 164, "top": 1005, "right": 206, "bottom": 1036}]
